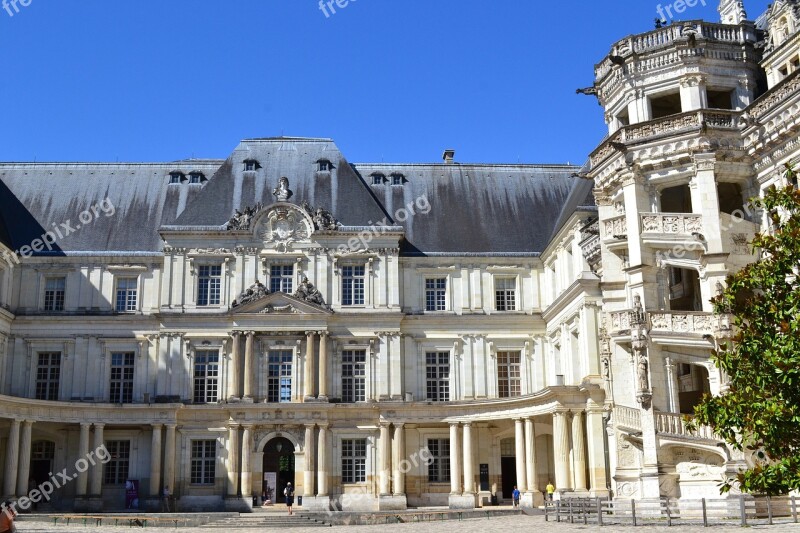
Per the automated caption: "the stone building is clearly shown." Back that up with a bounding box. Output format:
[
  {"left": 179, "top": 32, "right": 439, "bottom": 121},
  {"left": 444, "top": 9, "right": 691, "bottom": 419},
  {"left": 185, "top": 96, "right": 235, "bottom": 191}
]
[{"left": 0, "top": 0, "right": 798, "bottom": 513}]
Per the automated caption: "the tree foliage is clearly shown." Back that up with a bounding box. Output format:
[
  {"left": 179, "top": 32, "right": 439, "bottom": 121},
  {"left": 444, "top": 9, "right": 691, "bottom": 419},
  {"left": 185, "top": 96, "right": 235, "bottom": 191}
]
[{"left": 693, "top": 164, "right": 800, "bottom": 495}]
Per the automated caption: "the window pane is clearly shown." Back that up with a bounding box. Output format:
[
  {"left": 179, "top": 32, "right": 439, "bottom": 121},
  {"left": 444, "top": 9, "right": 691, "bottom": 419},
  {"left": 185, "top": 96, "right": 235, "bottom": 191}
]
[{"left": 193, "top": 351, "right": 219, "bottom": 403}]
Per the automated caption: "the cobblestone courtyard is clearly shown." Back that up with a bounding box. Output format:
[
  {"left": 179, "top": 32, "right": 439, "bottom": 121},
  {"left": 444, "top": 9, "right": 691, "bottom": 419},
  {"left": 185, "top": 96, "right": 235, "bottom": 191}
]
[{"left": 12, "top": 515, "right": 800, "bottom": 533}]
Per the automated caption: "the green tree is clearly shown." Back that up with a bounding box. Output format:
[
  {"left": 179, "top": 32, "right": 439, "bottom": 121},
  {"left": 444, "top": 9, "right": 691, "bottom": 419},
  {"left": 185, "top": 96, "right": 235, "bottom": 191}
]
[{"left": 693, "top": 164, "right": 800, "bottom": 495}]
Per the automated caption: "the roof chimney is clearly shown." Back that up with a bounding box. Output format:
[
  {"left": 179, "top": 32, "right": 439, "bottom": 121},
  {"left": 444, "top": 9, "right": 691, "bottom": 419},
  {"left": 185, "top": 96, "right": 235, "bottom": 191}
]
[{"left": 442, "top": 149, "right": 455, "bottom": 164}]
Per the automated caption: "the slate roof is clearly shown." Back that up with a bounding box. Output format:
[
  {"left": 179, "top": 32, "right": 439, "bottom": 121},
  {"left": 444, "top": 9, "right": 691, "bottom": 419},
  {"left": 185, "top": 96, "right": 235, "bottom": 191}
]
[{"left": 0, "top": 138, "right": 585, "bottom": 256}]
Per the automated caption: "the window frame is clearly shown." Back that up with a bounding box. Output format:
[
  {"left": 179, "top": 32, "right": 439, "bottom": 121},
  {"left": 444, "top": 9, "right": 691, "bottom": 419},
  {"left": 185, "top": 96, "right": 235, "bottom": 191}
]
[
  {"left": 497, "top": 350, "right": 522, "bottom": 398},
  {"left": 266, "top": 350, "right": 293, "bottom": 403},
  {"left": 341, "top": 264, "right": 366, "bottom": 306},
  {"left": 341, "top": 438, "right": 367, "bottom": 484},
  {"left": 426, "top": 438, "right": 451, "bottom": 483},
  {"left": 103, "top": 440, "right": 131, "bottom": 485},
  {"left": 197, "top": 264, "right": 222, "bottom": 306},
  {"left": 425, "top": 351, "right": 450, "bottom": 402},
  {"left": 114, "top": 276, "right": 138, "bottom": 313},
  {"left": 190, "top": 439, "right": 217, "bottom": 485},
  {"left": 35, "top": 352, "right": 61, "bottom": 401},
  {"left": 424, "top": 277, "right": 447, "bottom": 312},
  {"left": 109, "top": 352, "right": 135, "bottom": 404},
  {"left": 341, "top": 349, "right": 367, "bottom": 403},
  {"left": 494, "top": 276, "right": 517, "bottom": 312},
  {"left": 193, "top": 350, "right": 220, "bottom": 404},
  {"left": 269, "top": 264, "right": 294, "bottom": 294},
  {"left": 43, "top": 276, "right": 66, "bottom": 312}
]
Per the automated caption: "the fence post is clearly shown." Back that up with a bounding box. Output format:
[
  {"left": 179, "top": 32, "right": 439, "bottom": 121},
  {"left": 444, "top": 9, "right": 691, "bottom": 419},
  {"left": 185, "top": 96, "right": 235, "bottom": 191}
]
[
  {"left": 631, "top": 499, "right": 637, "bottom": 527},
  {"left": 556, "top": 500, "right": 561, "bottom": 523},
  {"left": 701, "top": 498, "right": 708, "bottom": 527},
  {"left": 568, "top": 499, "right": 574, "bottom": 523},
  {"left": 740, "top": 494, "right": 747, "bottom": 527},
  {"left": 792, "top": 496, "right": 797, "bottom": 523},
  {"left": 597, "top": 498, "right": 604, "bottom": 526},
  {"left": 766, "top": 495, "right": 773, "bottom": 525},
  {"left": 664, "top": 497, "right": 672, "bottom": 526},
  {"left": 583, "top": 500, "right": 588, "bottom": 525}
]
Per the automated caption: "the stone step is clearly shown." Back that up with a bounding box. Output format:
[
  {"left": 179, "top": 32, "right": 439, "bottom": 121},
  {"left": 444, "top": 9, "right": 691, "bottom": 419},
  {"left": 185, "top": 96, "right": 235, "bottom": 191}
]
[{"left": 200, "top": 515, "right": 331, "bottom": 528}]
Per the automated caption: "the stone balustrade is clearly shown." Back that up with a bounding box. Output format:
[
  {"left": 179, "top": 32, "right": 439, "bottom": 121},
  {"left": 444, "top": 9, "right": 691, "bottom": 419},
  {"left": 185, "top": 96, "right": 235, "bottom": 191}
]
[
  {"left": 608, "top": 310, "right": 632, "bottom": 334},
  {"left": 614, "top": 405, "right": 642, "bottom": 433},
  {"left": 654, "top": 411, "right": 718, "bottom": 441},
  {"left": 602, "top": 215, "right": 628, "bottom": 241},
  {"left": 648, "top": 311, "right": 715, "bottom": 335},
  {"left": 640, "top": 212, "right": 704, "bottom": 236}
]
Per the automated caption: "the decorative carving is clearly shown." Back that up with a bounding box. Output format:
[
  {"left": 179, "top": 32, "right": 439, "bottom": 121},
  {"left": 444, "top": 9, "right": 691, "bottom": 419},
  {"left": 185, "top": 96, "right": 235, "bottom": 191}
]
[
  {"left": 261, "top": 304, "right": 300, "bottom": 314},
  {"left": 630, "top": 294, "right": 646, "bottom": 326},
  {"left": 293, "top": 277, "right": 327, "bottom": 307},
  {"left": 272, "top": 177, "right": 293, "bottom": 202},
  {"left": 257, "top": 206, "right": 313, "bottom": 252},
  {"left": 301, "top": 202, "right": 339, "bottom": 231},
  {"left": 226, "top": 203, "right": 264, "bottom": 231},
  {"left": 232, "top": 280, "right": 270, "bottom": 308}
]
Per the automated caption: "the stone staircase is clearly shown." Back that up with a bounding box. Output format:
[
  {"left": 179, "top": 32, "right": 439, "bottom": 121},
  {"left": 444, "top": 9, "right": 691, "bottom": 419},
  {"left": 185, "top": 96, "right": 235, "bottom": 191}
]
[{"left": 200, "top": 511, "right": 331, "bottom": 528}]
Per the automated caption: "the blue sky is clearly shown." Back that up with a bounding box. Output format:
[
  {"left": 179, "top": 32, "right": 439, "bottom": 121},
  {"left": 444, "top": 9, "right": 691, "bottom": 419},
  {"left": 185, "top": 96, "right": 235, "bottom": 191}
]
[{"left": 0, "top": 0, "right": 771, "bottom": 164}]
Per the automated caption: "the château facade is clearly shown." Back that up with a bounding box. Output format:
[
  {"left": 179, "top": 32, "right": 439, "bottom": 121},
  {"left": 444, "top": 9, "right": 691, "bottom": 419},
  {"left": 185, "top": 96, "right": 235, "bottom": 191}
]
[{"left": 0, "top": 0, "right": 798, "bottom": 513}]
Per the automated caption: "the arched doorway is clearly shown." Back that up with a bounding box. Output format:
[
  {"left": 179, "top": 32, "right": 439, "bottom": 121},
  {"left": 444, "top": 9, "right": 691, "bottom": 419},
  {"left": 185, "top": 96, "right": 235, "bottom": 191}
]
[{"left": 262, "top": 437, "right": 295, "bottom": 503}]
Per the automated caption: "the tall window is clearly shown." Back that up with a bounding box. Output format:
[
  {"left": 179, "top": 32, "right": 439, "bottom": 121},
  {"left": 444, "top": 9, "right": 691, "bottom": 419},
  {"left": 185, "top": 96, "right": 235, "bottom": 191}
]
[
  {"left": 341, "top": 265, "right": 365, "bottom": 306},
  {"left": 427, "top": 439, "right": 450, "bottom": 483},
  {"left": 270, "top": 265, "right": 294, "bottom": 294},
  {"left": 197, "top": 265, "right": 222, "bottom": 306},
  {"left": 495, "top": 277, "right": 517, "bottom": 311},
  {"left": 44, "top": 277, "right": 66, "bottom": 312},
  {"left": 426, "top": 352, "right": 450, "bottom": 402},
  {"left": 425, "top": 278, "right": 447, "bottom": 311},
  {"left": 190, "top": 440, "right": 216, "bottom": 484},
  {"left": 115, "top": 277, "right": 138, "bottom": 312},
  {"left": 341, "top": 439, "right": 367, "bottom": 483},
  {"left": 110, "top": 352, "right": 135, "bottom": 404},
  {"left": 267, "top": 350, "right": 293, "bottom": 403},
  {"left": 341, "top": 350, "right": 366, "bottom": 403},
  {"left": 497, "top": 351, "right": 522, "bottom": 398},
  {"left": 35, "top": 352, "right": 61, "bottom": 401},
  {"left": 193, "top": 350, "right": 219, "bottom": 403},
  {"left": 103, "top": 440, "right": 130, "bottom": 485}
]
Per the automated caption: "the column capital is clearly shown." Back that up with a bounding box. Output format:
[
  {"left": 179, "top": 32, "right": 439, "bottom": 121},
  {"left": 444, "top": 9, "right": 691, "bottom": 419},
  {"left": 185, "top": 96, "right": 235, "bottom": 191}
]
[
  {"left": 93, "top": 422, "right": 105, "bottom": 430},
  {"left": 80, "top": 422, "right": 92, "bottom": 429},
  {"left": 151, "top": 423, "right": 164, "bottom": 430},
  {"left": 165, "top": 423, "right": 177, "bottom": 430},
  {"left": 318, "top": 331, "right": 329, "bottom": 338},
  {"left": 305, "top": 331, "right": 316, "bottom": 338},
  {"left": 246, "top": 330, "right": 256, "bottom": 338},
  {"left": 317, "top": 422, "right": 330, "bottom": 430},
  {"left": 227, "top": 423, "right": 240, "bottom": 430},
  {"left": 304, "top": 423, "right": 316, "bottom": 430},
  {"left": 448, "top": 421, "right": 461, "bottom": 428}
]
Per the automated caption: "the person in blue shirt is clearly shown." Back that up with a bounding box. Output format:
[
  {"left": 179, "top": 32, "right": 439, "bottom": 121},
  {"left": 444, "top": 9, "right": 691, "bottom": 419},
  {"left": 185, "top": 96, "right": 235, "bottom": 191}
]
[{"left": 512, "top": 485, "right": 520, "bottom": 507}]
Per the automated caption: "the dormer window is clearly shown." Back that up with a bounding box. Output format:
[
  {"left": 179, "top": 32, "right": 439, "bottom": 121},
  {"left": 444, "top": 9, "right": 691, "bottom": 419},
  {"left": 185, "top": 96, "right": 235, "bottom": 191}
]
[
  {"left": 317, "top": 159, "right": 333, "bottom": 172},
  {"left": 391, "top": 173, "right": 404, "bottom": 186},
  {"left": 243, "top": 159, "right": 260, "bottom": 172},
  {"left": 169, "top": 172, "right": 185, "bottom": 184},
  {"left": 189, "top": 172, "right": 206, "bottom": 184},
  {"left": 371, "top": 173, "right": 385, "bottom": 185}
]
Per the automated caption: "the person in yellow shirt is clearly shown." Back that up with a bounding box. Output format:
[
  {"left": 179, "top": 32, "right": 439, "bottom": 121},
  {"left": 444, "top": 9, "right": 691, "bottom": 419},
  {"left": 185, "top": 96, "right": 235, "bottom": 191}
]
[{"left": 546, "top": 481, "right": 556, "bottom": 501}]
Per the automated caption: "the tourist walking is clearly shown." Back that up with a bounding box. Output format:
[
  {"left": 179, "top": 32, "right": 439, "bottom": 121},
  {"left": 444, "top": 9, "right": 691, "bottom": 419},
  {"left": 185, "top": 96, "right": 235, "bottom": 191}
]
[{"left": 284, "top": 482, "right": 294, "bottom": 515}]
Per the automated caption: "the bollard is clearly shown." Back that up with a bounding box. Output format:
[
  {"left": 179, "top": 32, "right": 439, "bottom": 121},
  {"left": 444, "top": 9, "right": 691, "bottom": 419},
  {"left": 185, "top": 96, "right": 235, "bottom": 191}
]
[
  {"left": 792, "top": 496, "right": 798, "bottom": 523},
  {"left": 556, "top": 500, "right": 561, "bottom": 523},
  {"left": 701, "top": 498, "right": 708, "bottom": 528},
  {"left": 740, "top": 494, "right": 747, "bottom": 527},
  {"left": 664, "top": 497, "right": 672, "bottom": 526},
  {"left": 597, "top": 498, "right": 604, "bottom": 526},
  {"left": 631, "top": 499, "right": 637, "bottom": 527},
  {"left": 583, "top": 500, "right": 588, "bottom": 525},
  {"left": 766, "top": 495, "right": 773, "bottom": 525}
]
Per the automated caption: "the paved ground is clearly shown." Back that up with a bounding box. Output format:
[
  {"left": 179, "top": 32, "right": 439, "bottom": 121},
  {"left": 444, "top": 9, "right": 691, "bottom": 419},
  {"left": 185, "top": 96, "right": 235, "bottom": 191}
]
[{"left": 13, "top": 514, "right": 800, "bottom": 533}]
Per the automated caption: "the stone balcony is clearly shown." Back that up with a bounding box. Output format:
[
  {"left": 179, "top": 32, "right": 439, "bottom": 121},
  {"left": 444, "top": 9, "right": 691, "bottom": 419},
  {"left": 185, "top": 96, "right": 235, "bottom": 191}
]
[
  {"left": 640, "top": 212, "right": 705, "bottom": 248},
  {"left": 608, "top": 309, "right": 731, "bottom": 344},
  {"left": 655, "top": 411, "right": 719, "bottom": 442},
  {"left": 601, "top": 214, "right": 628, "bottom": 253}
]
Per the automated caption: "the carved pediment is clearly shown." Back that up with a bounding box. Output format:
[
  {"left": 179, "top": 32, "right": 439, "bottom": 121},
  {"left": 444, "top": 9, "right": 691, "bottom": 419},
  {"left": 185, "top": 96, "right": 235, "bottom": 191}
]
[
  {"left": 231, "top": 292, "right": 332, "bottom": 315},
  {"left": 253, "top": 204, "right": 314, "bottom": 252}
]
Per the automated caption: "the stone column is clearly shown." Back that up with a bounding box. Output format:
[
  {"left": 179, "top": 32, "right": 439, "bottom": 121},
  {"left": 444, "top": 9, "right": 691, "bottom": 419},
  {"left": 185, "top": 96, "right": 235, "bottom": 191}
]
[
  {"left": 228, "top": 332, "right": 241, "bottom": 400},
  {"left": 163, "top": 424, "right": 176, "bottom": 493},
  {"left": 462, "top": 423, "right": 475, "bottom": 493},
  {"left": 89, "top": 423, "right": 104, "bottom": 496},
  {"left": 665, "top": 357, "right": 680, "bottom": 413},
  {"left": 241, "top": 426, "right": 252, "bottom": 498},
  {"left": 449, "top": 423, "right": 461, "bottom": 494},
  {"left": 318, "top": 333, "right": 329, "bottom": 401},
  {"left": 317, "top": 425, "right": 329, "bottom": 496},
  {"left": 393, "top": 423, "right": 405, "bottom": 496},
  {"left": 524, "top": 417, "right": 538, "bottom": 493},
  {"left": 586, "top": 401, "right": 610, "bottom": 497},
  {"left": 304, "top": 332, "right": 316, "bottom": 401},
  {"left": 227, "top": 425, "right": 239, "bottom": 497},
  {"left": 304, "top": 425, "right": 315, "bottom": 498},
  {"left": 149, "top": 424, "right": 163, "bottom": 497},
  {"left": 553, "top": 411, "right": 572, "bottom": 491},
  {"left": 571, "top": 411, "right": 588, "bottom": 491},
  {"left": 3, "top": 419, "right": 20, "bottom": 497},
  {"left": 514, "top": 418, "right": 527, "bottom": 492},
  {"left": 379, "top": 424, "right": 391, "bottom": 495},
  {"left": 76, "top": 422, "right": 91, "bottom": 497},
  {"left": 16, "top": 420, "right": 33, "bottom": 497},
  {"left": 243, "top": 332, "right": 255, "bottom": 401}
]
